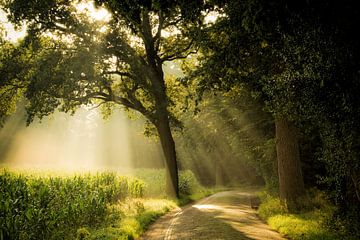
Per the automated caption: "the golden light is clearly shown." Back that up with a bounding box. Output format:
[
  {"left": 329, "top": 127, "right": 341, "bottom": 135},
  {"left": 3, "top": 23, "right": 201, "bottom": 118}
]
[
  {"left": 75, "top": 1, "right": 111, "bottom": 22},
  {"left": 0, "top": 1, "right": 112, "bottom": 43},
  {"left": 203, "top": 10, "right": 225, "bottom": 25},
  {"left": 0, "top": 9, "right": 26, "bottom": 42},
  {"left": 0, "top": 104, "right": 167, "bottom": 174},
  {"left": 193, "top": 204, "right": 222, "bottom": 210}
]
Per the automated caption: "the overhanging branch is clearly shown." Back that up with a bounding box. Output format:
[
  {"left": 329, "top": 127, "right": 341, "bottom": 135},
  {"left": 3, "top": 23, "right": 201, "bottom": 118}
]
[
  {"left": 160, "top": 40, "right": 196, "bottom": 62},
  {"left": 112, "top": 94, "right": 154, "bottom": 122},
  {"left": 161, "top": 48, "right": 198, "bottom": 63},
  {"left": 102, "top": 70, "right": 133, "bottom": 78}
]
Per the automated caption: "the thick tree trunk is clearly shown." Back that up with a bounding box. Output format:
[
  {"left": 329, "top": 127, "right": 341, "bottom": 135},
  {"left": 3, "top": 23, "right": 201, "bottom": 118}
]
[
  {"left": 275, "top": 117, "right": 305, "bottom": 206},
  {"left": 156, "top": 113, "right": 179, "bottom": 198}
]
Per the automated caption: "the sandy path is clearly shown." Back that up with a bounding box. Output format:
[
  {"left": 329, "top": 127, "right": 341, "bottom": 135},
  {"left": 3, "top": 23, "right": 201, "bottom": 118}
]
[{"left": 139, "top": 189, "right": 286, "bottom": 240}]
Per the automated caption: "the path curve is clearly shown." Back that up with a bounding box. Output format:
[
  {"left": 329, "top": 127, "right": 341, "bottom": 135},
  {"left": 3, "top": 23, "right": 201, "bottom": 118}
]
[{"left": 139, "top": 189, "right": 286, "bottom": 240}]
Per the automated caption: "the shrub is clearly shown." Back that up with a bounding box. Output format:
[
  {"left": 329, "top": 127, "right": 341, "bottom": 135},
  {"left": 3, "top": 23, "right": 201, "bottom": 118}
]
[{"left": 179, "top": 170, "right": 203, "bottom": 195}]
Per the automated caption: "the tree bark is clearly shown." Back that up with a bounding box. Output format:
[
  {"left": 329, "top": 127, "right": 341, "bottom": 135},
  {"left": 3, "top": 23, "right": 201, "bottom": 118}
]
[
  {"left": 156, "top": 112, "right": 179, "bottom": 198},
  {"left": 275, "top": 117, "right": 305, "bottom": 206}
]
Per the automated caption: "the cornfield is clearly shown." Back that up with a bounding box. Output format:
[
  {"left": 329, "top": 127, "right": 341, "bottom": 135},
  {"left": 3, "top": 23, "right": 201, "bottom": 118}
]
[{"left": 0, "top": 170, "right": 144, "bottom": 240}]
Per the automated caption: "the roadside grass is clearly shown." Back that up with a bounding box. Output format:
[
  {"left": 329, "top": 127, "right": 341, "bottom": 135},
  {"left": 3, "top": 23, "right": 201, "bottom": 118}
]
[
  {"left": 84, "top": 191, "right": 216, "bottom": 240},
  {"left": 257, "top": 189, "right": 341, "bottom": 240},
  {"left": 83, "top": 198, "right": 178, "bottom": 240},
  {"left": 84, "top": 169, "right": 215, "bottom": 240}
]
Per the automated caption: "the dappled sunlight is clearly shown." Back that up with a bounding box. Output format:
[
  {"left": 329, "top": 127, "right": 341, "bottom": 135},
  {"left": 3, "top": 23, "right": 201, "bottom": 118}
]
[
  {"left": 167, "top": 190, "right": 284, "bottom": 240},
  {"left": 193, "top": 204, "right": 222, "bottom": 210}
]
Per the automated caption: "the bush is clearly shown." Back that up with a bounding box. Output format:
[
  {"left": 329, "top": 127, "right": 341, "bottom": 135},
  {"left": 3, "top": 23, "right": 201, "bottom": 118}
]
[
  {"left": 179, "top": 170, "right": 203, "bottom": 195},
  {"left": 0, "top": 169, "right": 145, "bottom": 240}
]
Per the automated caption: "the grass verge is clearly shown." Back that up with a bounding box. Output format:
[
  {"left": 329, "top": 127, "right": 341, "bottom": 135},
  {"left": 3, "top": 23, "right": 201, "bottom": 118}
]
[
  {"left": 257, "top": 189, "right": 340, "bottom": 240},
  {"left": 82, "top": 198, "right": 178, "bottom": 240},
  {"left": 83, "top": 187, "right": 215, "bottom": 240}
]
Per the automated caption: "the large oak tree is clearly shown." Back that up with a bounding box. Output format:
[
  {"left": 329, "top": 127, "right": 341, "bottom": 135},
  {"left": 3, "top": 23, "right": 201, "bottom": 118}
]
[{"left": 0, "top": 0, "right": 204, "bottom": 197}]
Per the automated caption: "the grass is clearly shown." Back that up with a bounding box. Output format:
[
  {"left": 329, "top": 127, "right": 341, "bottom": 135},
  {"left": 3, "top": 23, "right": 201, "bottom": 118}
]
[
  {"left": 83, "top": 198, "right": 178, "bottom": 240},
  {"left": 257, "top": 189, "right": 341, "bottom": 240}
]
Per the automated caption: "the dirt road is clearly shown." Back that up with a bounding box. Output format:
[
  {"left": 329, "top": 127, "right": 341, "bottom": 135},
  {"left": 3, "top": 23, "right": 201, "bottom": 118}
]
[{"left": 139, "top": 190, "right": 286, "bottom": 240}]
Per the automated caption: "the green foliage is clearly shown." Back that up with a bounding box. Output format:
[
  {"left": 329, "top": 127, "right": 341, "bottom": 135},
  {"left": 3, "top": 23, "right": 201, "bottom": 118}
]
[
  {"left": 132, "top": 168, "right": 204, "bottom": 197},
  {"left": 0, "top": 0, "right": 207, "bottom": 199},
  {"left": 0, "top": 0, "right": 202, "bottom": 128},
  {"left": 178, "top": 170, "right": 203, "bottom": 195},
  {"left": 0, "top": 169, "right": 144, "bottom": 240},
  {"left": 258, "top": 189, "right": 341, "bottom": 240},
  {"left": 0, "top": 39, "right": 29, "bottom": 127}
]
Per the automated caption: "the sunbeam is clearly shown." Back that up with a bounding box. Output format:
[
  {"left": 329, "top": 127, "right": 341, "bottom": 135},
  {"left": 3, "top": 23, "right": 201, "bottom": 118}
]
[{"left": 0, "top": 106, "right": 164, "bottom": 173}]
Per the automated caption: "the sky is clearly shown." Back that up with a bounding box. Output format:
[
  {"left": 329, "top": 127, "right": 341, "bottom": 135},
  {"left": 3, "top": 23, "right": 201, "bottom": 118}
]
[
  {"left": 0, "top": 1, "right": 110, "bottom": 43},
  {"left": 0, "top": 9, "right": 26, "bottom": 42}
]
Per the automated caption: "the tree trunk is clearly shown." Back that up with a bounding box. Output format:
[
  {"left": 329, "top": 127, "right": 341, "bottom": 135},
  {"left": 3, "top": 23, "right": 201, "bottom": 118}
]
[
  {"left": 275, "top": 117, "right": 305, "bottom": 206},
  {"left": 156, "top": 112, "right": 179, "bottom": 198}
]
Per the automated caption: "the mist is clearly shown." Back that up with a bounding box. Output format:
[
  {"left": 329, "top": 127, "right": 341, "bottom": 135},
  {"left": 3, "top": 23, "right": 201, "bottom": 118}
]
[
  {"left": 175, "top": 93, "right": 274, "bottom": 187},
  {"left": 0, "top": 106, "right": 164, "bottom": 173}
]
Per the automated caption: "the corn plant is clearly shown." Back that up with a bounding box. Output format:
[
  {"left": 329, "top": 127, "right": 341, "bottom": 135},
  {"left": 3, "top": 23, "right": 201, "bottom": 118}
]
[{"left": 0, "top": 170, "right": 144, "bottom": 240}]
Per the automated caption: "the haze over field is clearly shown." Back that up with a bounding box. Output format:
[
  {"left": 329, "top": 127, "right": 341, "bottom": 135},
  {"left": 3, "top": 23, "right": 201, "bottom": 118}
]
[{"left": 0, "top": 107, "right": 165, "bottom": 172}]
